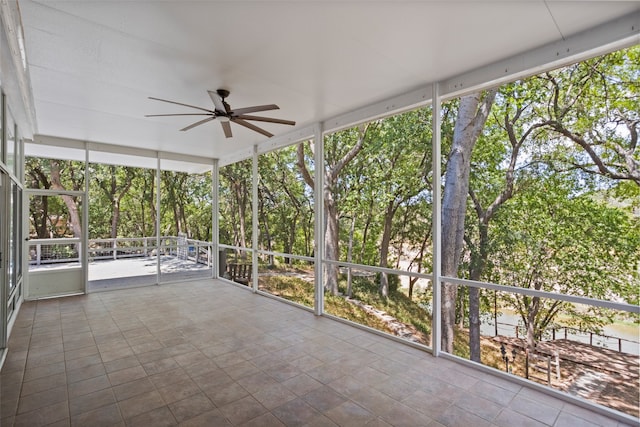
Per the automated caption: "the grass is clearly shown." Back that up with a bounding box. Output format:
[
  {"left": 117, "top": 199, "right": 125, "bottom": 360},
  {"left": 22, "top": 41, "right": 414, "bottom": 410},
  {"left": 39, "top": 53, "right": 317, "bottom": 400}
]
[{"left": 260, "top": 271, "right": 521, "bottom": 369}]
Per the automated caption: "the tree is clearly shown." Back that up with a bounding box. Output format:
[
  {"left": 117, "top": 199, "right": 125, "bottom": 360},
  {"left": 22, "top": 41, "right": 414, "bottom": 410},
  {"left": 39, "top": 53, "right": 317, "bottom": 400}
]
[
  {"left": 297, "top": 125, "right": 373, "bottom": 295},
  {"left": 538, "top": 47, "right": 639, "bottom": 185},
  {"left": 441, "top": 90, "right": 497, "bottom": 353},
  {"left": 220, "top": 160, "right": 252, "bottom": 249},
  {"left": 357, "top": 110, "right": 432, "bottom": 297},
  {"left": 491, "top": 177, "right": 640, "bottom": 349}
]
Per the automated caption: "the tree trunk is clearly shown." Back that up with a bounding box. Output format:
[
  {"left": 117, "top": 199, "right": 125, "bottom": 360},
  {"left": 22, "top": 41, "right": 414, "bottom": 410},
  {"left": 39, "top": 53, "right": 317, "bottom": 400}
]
[
  {"left": 379, "top": 200, "right": 397, "bottom": 297},
  {"left": 324, "top": 185, "right": 339, "bottom": 294},
  {"left": 50, "top": 160, "right": 82, "bottom": 238},
  {"left": 527, "top": 296, "right": 540, "bottom": 351},
  {"left": 346, "top": 215, "right": 356, "bottom": 298},
  {"left": 441, "top": 91, "right": 496, "bottom": 353},
  {"left": 297, "top": 131, "right": 368, "bottom": 296}
]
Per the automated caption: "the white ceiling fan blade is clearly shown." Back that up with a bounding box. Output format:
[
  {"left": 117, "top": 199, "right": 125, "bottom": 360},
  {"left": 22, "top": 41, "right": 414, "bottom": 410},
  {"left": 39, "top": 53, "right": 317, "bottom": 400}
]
[
  {"left": 208, "top": 90, "right": 226, "bottom": 112},
  {"left": 180, "top": 116, "right": 216, "bottom": 131}
]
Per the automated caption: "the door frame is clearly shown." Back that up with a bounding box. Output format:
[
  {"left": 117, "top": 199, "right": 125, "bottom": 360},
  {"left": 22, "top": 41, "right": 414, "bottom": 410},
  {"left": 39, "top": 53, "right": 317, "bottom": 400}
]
[{"left": 24, "top": 188, "right": 87, "bottom": 299}]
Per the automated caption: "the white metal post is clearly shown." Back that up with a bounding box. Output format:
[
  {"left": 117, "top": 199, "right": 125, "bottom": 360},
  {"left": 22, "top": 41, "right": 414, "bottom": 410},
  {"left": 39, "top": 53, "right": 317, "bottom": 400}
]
[
  {"left": 83, "top": 143, "right": 89, "bottom": 292},
  {"left": 313, "top": 124, "right": 325, "bottom": 316},
  {"left": 212, "top": 159, "right": 219, "bottom": 279},
  {"left": 156, "top": 156, "right": 161, "bottom": 283},
  {"left": 431, "top": 83, "right": 442, "bottom": 356},
  {"left": 251, "top": 146, "right": 259, "bottom": 293}
]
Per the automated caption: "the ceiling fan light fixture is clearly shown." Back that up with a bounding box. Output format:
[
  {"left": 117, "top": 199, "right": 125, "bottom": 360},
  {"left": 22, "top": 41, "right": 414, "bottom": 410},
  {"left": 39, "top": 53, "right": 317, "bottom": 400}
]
[{"left": 217, "top": 115, "right": 231, "bottom": 122}]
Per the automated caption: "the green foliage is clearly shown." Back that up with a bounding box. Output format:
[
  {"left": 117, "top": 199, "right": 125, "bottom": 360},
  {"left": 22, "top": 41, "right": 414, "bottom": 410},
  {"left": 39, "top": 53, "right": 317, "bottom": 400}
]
[{"left": 339, "top": 276, "right": 431, "bottom": 338}]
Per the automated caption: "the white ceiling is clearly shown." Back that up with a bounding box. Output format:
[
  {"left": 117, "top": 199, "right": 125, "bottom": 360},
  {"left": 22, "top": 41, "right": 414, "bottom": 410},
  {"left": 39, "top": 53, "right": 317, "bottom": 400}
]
[{"left": 17, "top": 1, "right": 640, "bottom": 163}]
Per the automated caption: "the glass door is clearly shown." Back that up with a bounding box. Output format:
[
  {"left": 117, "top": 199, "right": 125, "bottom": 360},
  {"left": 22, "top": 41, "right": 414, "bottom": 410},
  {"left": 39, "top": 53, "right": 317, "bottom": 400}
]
[
  {"left": 1, "top": 171, "right": 6, "bottom": 352},
  {"left": 26, "top": 191, "right": 85, "bottom": 298}
]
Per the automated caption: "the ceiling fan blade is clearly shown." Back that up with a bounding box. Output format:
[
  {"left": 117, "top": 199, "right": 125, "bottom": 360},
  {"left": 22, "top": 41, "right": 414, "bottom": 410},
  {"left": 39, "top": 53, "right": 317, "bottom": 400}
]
[
  {"left": 180, "top": 116, "right": 216, "bottom": 131},
  {"left": 207, "top": 90, "right": 226, "bottom": 112},
  {"left": 235, "top": 115, "right": 295, "bottom": 126},
  {"left": 149, "top": 97, "right": 215, "bottom": 114},
  {"left": 221, "top": 121, "right": 233, "bottom": 138},
  {"left": 232, "top": 118, "right": 274, "bottom": 138},
  {"left": 231, "top": 104, "right": 280, "bottom": 115},
  {"left": 145, "top": 113, "right": 213, "bottom": 117}
]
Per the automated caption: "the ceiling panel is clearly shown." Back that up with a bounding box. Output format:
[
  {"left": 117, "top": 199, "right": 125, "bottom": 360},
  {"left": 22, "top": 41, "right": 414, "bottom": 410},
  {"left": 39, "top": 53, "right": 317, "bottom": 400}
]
[{"left": 17, "top": 0, "right": 639, "bottom": 163}]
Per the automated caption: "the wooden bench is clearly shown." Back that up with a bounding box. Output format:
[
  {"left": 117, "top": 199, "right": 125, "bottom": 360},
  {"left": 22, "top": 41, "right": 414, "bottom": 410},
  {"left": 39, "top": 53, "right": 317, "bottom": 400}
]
[
  {"left": 228, "top": 262, "right": 252, "bottom": 286},
  {"left": 526, "top": 350, "right": 560, "bottom": 385}
]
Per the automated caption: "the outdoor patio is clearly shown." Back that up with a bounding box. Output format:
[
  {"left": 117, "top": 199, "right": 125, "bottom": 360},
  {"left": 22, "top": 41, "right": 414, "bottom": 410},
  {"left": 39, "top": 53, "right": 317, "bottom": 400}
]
[{"left": 0, "top": 279, "right": 634, "bottom": 427}]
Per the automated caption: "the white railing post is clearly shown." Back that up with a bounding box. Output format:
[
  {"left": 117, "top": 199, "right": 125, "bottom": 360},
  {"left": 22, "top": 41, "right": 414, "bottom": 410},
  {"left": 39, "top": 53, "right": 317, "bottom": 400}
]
[
  {"left": 36, "top": 243, "right": 41, "bottom": 266},
  {"left": 431, "top": 82, "right": 442, "bottom": 356}
]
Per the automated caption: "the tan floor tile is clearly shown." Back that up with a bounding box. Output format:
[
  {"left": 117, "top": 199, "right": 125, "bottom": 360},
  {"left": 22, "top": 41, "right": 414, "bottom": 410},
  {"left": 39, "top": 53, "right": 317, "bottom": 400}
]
[
  {"left": 65, "top": 344, "right": 100, "bottom": 361},
  {"left": 20, "top": 372, "right": 67, "bottom": 397},
  {"left": 68, "top": 374, "right": 111, "bottom": 398},
  {"left": 107, "top": 365, "right": 147, "bottom": 387},
  {"left": 238, "top": 412, "right": 287, "bottom": 427},
  {"left": 13, "top": 400, "right": 69, "bottom": 427},
  {"left": 271, "top": 397, "right": 322, "bottom": 426},
  {"left": 102, "top": 355, "right": 140, "bottom": 374},
  {"left": 252, "top": 382, "right": 298, "bottom": 410},
  {"left": 68, "top": 388, "right": 116, "bottom": 417},
  {"left": 219, "top": 395, "right": 268, "bottom": 425},
  {"left": 66, "top": 363, "right": 107, "bottom": 384},
  {"left": 468, "top": 380, "right": 517, "bottom": 406},
  {"left": 65, "top": 353, "right": 103, "bottom": 372},
  {"left": 181, "top": 358, "right": 218, "bottom": 377},
  {"left": 436, "top": 405, "right": 492, "bottom": 427},
  {"left": 237, "top": 371, "right": 279, "bottom": 394},
  {"left": 17, "top": 385, "right": 68, "bottom": 414},
  {"left": 376, "top": 401, "right": 435, "bottom": 427},
  {"left": 149, "top": 367, "right": 188, "bottom": 389},
  {"left": 99, "top": 346, "right": 135, "bottom": 363},
  {"left": 1, "top": 397, "right": 19, "bottom": 418},
  {"left": 112, "top": 377, "right": 155, "bottom": 402},
  {"left": 118, "top": 389, "right": 165, "bottom": 420},
  {"left": 25, "top": 352, "right": 65, "bottom": 370},
  {"left": 401, "top": 389, "right": 451, "bottom": 420},
  {"left": 204, "top": 380, "right": 250, "bottom": 407},
  {"left": 168, "top": 392, "right": 215, "bottom": 422},
  {"left": 454, "top": 392, "right": 503, "bottom": 422},
  {"left": 302, "top": 385, "right": 348, "bottom": 412},
  {"left": 325, "top": 401, "right": 377, "bottom": 426},
  {"left": 45, "top": 417, "right": 71, "bottom": 427},
  {"left": 157, "top": 378, "right": 201, "bottom": 404},
  {"left": 493, "top": 408, "right": 547, "bottom": 427},
  {"left": 142, "top": 357, "right": 180, "bottom": 375},
  {"left": 23, "top": 361, "right": 66, "bottom": 382},
  {"left": 71, "top": 402, "right": 123, "bottom": 427},
  {"left": 172, "top": 350, "right": 209, "bottom": 368},
  {"left": 131, "top": 340, "right": 164, "bottom": 355},
  {"left": 224, "top": 360, "right": 261, "bottom": 381},
  {"left": 127, "top": 405, "right": 176, "bottom": 427},
  {"left": 177, "top": 408, "right": 230, "bottom": 426},
  {"left": 509, "top": 395, "right": 561, "bottom": 425}
]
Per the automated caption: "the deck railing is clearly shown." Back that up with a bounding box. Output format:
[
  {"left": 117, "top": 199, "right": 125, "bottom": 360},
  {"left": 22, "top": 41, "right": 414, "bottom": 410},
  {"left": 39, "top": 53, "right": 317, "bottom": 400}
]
[{"left": 28, "top": 236, "right": 213, "bottom": 267}]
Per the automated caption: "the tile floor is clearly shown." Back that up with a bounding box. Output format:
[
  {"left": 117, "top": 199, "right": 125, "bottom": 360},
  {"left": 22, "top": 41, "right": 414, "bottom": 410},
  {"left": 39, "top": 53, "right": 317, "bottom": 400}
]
[{"left": 0, "top": 279, "right": 635, "bottom": 427}]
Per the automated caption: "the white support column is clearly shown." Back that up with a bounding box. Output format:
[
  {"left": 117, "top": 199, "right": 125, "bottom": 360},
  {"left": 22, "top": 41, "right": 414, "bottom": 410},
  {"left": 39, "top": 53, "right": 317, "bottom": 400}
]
[
  {"left": 156, "top": 156, "right": 161, "bottom": 283},
  {"left": 313, "top": 124, "right": 325, "bottom": 316},
  {"left": 212, "top": 159, "right": 219, "bottom": 279},
  {"left": 431, "top": 83, "right": 442, "bottom": 356},
  {"left": 83, "top": 143, "right": 89, "bottom": 292},
  {"left": 251, "top": 145, "right": 259, "bottom": 293}
]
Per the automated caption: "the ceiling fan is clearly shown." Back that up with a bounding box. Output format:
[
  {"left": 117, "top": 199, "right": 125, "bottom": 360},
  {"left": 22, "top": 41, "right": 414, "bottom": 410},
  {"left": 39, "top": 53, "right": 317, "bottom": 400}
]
[{"left": 145, "top": 89, "right": 295, "bottom": 138}]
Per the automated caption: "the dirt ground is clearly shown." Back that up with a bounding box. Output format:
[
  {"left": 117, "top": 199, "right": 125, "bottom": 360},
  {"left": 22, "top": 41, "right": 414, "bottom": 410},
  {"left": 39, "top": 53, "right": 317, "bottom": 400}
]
[{"left": 492, "top": 336, "right": 639, "bottom": 418}]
